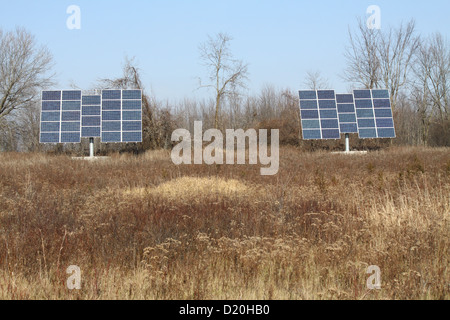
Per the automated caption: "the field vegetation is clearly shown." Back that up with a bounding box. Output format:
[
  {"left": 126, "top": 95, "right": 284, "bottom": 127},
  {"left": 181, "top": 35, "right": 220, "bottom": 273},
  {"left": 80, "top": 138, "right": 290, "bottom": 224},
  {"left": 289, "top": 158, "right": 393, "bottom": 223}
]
[{"left": 0, "top": 147, "right": 448, "bottom": 299}]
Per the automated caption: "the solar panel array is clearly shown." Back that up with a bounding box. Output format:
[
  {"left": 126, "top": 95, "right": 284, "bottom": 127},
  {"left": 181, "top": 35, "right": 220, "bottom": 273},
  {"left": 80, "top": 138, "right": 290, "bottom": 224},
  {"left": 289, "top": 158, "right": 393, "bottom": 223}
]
[
  {"left": 299, "top": 90, "right": 340, "bottom": 140},
  {"left": 41, "top": 90, "right": 82, "bottom": 143},
  {"left": 299, "top": 89, "right": 396, "bottom": 140},
  {"left": 336, "top": 94, "right": 358, "bottom": 134},
  {"left": 354, "top": 89, "right": 396, "bottom": 138},
  {"left": 101, "top": 90, "right": 143, "bottom": 143},
  {"left": 40, "top": 90, "right": 142, "bottom": 143},
  {"left": 82, "top": 94, "right": 101, "bottom": 138}
]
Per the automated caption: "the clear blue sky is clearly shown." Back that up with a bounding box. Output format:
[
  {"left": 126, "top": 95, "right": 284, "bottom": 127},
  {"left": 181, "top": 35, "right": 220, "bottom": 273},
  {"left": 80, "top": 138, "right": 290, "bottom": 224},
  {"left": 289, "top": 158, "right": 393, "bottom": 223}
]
[{"left": 1, "top": 0, "right": 449, "bottom": 102}]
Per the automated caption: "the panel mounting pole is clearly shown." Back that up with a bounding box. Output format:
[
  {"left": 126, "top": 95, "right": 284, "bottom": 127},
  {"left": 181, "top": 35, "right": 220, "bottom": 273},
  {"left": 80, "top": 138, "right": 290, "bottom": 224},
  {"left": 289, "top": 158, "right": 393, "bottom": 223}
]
[
  {"left": 345, "top": 133, "right": 350, "bottom": 152},
  {"left": 89, "top": 137, "right": 94, "bottom": 158}
]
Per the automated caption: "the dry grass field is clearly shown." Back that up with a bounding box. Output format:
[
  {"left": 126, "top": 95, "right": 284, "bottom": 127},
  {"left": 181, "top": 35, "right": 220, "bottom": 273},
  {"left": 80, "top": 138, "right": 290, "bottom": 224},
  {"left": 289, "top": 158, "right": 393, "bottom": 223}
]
[{"left": 0, "top": 146, "right": 448, "bottom": 300}]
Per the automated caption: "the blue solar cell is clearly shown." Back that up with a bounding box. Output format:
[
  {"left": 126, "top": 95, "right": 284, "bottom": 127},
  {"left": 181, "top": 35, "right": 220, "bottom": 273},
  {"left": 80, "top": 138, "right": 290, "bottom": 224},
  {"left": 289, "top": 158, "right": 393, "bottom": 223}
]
[
  {"left": 336, "top": 94, "right": 354, "bottom": 103},
  {"left": 302, "top": 130, "right": 321, "bottom": 140},
  {"left": 321, "top": 119, "right": 339, "bottom": 129},
  {"left": 301, "top": 110, "right": 319, "bottom": 119},
  {"left": 42, "top": 91, "right": 61, "bottom": 101},
  {"left": 359, "top": 128, "right": 377, "bottom": 138},
  {"left": 122, "top": 100, "right": 142, "bottom": 110},
  {"left": 299, "top": 91, "right": 317, "bottom": 100},
  {"left": 62, "top": 101, "right": 81, "bottom": 111},
  {"left": 82, "top": 106, "right": 101, "bottom": 116},
  {"left": 122, "top": 121, "right": 141, "bottom": 131},
  {"left": 82, "top": 127, "right": 101, "bottom": 137},
  {"left": 371, "top": 90, "right": 389, "bottom": 99},
  {"left": 322, "top": 129, "right": 340, "bottom": 139},
  {"left": 320, "top": 110, "right": 338, "bottom": 119},
  {"left": 339, "top": 114, "right": 357, "bottom": 123},
  {"left": 356, "top": 109, "right": 374, "bottom": 118},
  {"left": 376, "top": 118, "right": 394, "bottom": 128},
  {"left": 61, "top": 132, "right": 80, "bottom": 143},
  {"left": 122, "top": 132, "right": 142, "bottom": 142},
  {"left": 340, "top": 123, "right": 358, "bottom": 133},
  {"left": 82, "top": 95, "right": 101, "bottom": 105},
  {"left": 82, "top": 117, "right": 101, "bottom": 127},
  {"left": 302, "top": 120, "right": 320, "bottom": 129},
  {"left": 61, "top": 111, "right": 80, "bottom": 121},
  {"left": 42, "top": 101, "right": 61, "bottom": 111},
  {"left": 41, "top": 112, "right": 60, "bottom": 122},
  {"left": 355, "top": 99, "right": 373, "bottom": 109},
  {"left": 102, "top": 90, "right": 121, "bottom": 100},
  {"left": 358, "top": 119, "right": 376, "bottom": 128},
  {"left": 353, "top": 90, "right": 371, "bottom": 99},
  {"left": 122, "top": 111, "right": 141, "bottom": 121},
  {"left": 373, "top": 99, "right": 391, "bottom": 108},
  {"left": 102, "top": 100, "right": 121, "bottom": 110},
  {"left": 62, "top": 91, "right": 81, "bottom": 101},
  {"left": 318, "top": 100, "right": 336, "bottom": 109},
  {"left": 102, "top": 132, "right": 121, "bottom": 142},
  {"left": 102, "top": 111, "right": 121, "bottom": 121},
  {"left": 377, "top": 128, "right": 396, "bottom": 138},
  {"left": 122, "top": 90, "right": 141, "bottom": 100},
  {"left": 337, "top": 104, "right": 355, "bottom": 113},
  {"left": 300, "top": 100, "right": 318, "bottom": 110},
  {"left": 374, "top": 109, "right": 393, "bottom": 118},
  {"left": 41, "top": 122, "right": 60, "bottom": 132},
  {"left": 317, "top": 90, "right": 335, "bottom": 99},
  {"left": 102, "top": 121, "right": 121, "bottom": 131},
  {"left": 40, "top": 133, "right": 59, "bottom": 143},
  {"left": 61, "top": 122, "right": 80, "bottom": 132}
]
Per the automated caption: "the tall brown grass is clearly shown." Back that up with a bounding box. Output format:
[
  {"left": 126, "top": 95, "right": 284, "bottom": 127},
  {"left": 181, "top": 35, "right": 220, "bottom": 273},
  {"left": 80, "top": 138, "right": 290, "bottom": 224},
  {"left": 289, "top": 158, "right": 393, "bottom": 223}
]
[{"left": 0, "top": 146, "right": 448, "bottom": 299}]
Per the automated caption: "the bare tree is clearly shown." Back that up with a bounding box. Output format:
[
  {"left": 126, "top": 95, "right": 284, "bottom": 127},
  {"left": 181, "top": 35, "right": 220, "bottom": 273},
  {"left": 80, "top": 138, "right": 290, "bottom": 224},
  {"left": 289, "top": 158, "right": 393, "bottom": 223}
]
[
  {"left": 414, "top": 33, "right": 449, "bottom": 121},
  {"left": 17, "top": 102, "right": 41, "bottom": 151},
  {"left": 413, "top": 32, "right": 450, "bottom": 145},
  {"left": 343, "top": 18, "right": 419, "bottom": 111},
  {"left": 0, "top": 28, "right": 54, "bottom": 121},
  {"left": 304, "top": 70, "right": 331, "bottom": 90},
  {"left": 378, "top": 20, "right": 420, "bottom": 110},
  {"left": 0, "top": 118, "right": 19, "bottom": 151},
  {"left": 343, "top": 18, "right": 381, "bottom": 89},
  {"left": 199, "top": 33, "right": 249, "bottom": 129}
]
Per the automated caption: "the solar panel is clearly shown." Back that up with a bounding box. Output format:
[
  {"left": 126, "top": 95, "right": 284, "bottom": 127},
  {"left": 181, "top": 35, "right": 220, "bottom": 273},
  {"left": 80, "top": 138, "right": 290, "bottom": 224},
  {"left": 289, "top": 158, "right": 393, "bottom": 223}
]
[
  {"left": 353, "top": 89, "right": 396, "bottom": 139},
  {"left": 40, "top": 90, "right": 81, "bottom": 143},
  {"left": 101, "top": 90, "right": 122, "bottom": 142},
  {"left": 101, "top": 89, "right": 142, "bottom": 143},
  {"left": 42, "top": 91, "right": 61, "bottom": 101},
  {"left": 60, "top": 91, "right": 81, "bottom": 143},
  {"left": 62, "top": 90, "right": 82, "bottom": 101},
  {"left": 40, "top": 91, "right": 61, "bottom": 143},
  {"left": 121, "top": 90, "right": 142, "bottom": 143},
  {"left": 336, "top": 94, "right": 358, "bottom": 134},
  {"left": 299, "top": 90, "right": 340, "bottom": 140},
  {"left": 81, "top": 95, "right": 101, "bottom": 138}
]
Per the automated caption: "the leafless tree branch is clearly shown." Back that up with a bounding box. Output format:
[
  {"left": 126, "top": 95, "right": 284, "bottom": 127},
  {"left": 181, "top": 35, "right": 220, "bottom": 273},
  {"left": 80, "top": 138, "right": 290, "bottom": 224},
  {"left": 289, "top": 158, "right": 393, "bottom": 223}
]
[{"left": 198, "top": 33, "right": 249, "bottom": 129}]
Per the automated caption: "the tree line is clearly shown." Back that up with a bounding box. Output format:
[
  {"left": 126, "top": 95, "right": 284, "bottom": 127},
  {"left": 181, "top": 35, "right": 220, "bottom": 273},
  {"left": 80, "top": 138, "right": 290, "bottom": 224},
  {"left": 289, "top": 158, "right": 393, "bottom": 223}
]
[{"left": 0, "top": 18, "right": 449, "bottom": 153}]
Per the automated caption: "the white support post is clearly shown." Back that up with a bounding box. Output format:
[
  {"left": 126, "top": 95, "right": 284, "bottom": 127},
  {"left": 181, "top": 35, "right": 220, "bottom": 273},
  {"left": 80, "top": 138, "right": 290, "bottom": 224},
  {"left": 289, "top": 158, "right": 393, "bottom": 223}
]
[
  {"left": 345, "top": 133, "right": 350, "bottom": 152},
  {"left": 89, "top": 137, "right": 94, "bottom": 158}
]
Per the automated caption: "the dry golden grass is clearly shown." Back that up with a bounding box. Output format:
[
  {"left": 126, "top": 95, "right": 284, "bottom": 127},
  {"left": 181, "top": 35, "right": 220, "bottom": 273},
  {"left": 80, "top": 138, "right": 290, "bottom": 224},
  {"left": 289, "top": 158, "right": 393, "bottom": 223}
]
[
  {"left": 125, "top": 176, "right": 257, "bottom": 203},
  {"left": 0, "top": 146, "right": 448, "bottom": 300}
]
